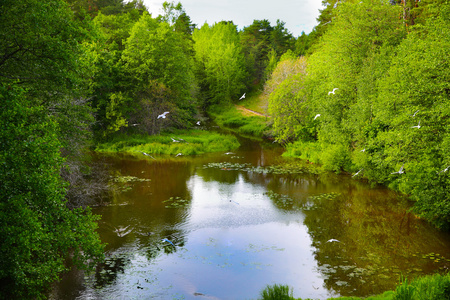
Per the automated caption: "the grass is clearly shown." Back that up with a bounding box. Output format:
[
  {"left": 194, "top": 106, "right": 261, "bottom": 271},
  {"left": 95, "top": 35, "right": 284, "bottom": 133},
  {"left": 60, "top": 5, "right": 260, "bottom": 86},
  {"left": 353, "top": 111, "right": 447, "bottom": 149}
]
[
  {"left": 209, "top": 104, "right": 272, "bottom": 138},
  {"left": 259, "top": 273, "right": 450, "bottom": 300},
  {"left": 239, "top": 92, "right": 269, "bottom": 115},
  {"left": 95, "top": 129, "right": 240, "bottom": 157}
]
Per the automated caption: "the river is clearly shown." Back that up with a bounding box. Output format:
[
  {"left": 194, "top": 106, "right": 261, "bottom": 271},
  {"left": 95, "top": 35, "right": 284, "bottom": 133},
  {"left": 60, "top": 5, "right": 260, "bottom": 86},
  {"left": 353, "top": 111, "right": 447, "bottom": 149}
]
[{"left": 51, "top": 135, "right": 450, "bottom": 300}]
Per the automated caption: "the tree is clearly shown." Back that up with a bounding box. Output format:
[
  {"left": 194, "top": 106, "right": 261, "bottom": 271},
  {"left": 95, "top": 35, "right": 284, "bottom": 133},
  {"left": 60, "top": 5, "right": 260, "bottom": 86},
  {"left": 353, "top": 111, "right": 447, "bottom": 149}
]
[
  {"left": 305, "top": 0, "right": 404, "bottom": 171},
  {"left": 193, "top": 22, "right": 247, "bottom": 106},
  {"left": 121, "top": 12, "right": 197, "bottom": 132},
  {"left": 267, "top": 56, "right": 310, "bottom": 142},
  {"left": 371, "top": 5, "right": 450, "bottom": 228},
  {"left": 0, "top": 85, "right": 104, "bottom": 299}
]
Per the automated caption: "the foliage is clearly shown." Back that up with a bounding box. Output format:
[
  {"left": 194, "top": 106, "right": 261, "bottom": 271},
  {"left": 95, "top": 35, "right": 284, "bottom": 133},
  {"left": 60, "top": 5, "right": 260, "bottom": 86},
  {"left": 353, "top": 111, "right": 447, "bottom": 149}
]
[
  {"left": 267, "top": 56, "right": 311, "bottom": 142},
  {"left": 193, "top": 22, "right": 247, "bottom": 106},
  {"left": 0, "top": 85, "right": 104, "bottom": 299},
  {"left": 267, "top": 0, "right": 450, "bottom": 228}
]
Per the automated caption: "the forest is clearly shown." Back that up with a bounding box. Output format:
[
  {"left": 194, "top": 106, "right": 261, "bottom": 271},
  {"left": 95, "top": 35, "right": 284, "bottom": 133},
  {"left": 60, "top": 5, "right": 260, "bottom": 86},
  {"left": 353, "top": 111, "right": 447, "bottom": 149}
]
[{"left": 0, "top": 0, "right": 449, "bottom": 298}]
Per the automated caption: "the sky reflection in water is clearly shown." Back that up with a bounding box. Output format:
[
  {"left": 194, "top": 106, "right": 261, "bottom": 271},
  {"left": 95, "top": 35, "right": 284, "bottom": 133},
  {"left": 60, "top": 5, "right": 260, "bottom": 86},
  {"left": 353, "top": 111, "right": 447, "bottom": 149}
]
[{"left": 52, "top": 140, "right": 450, "bottom": 300}]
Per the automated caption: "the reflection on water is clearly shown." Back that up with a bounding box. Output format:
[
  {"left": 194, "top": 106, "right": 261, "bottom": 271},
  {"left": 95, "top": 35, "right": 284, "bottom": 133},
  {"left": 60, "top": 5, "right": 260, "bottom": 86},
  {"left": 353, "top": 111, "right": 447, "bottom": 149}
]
[{"left": 51, "top": 139, "right": 450, "bottom": 300}]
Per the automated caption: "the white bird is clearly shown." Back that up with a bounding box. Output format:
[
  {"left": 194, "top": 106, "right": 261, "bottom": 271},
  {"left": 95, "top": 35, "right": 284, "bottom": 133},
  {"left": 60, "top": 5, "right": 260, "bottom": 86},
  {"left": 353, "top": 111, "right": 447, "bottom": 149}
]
[
  {"left": 314, "top": 114, "right": 321, "bottom": 120},
  {"left": 352, "top": 169, "right": 363, "bottom": 177},
  {"left": 157, "top": 111, "right": 170, "bottom": 119},
  {"left": 411, "top": 121, "right": 421, "bottom": 129},
  {"left": 328, "top": 88, "right": 338, "bottom": 95},
  {"left": 171, "top": 137, "right": 179, "bottom": 142},
  {"left": 140, "top": 151, "right": 155, "bottom": 159},
  {"left": 440, "top": 166, "right": 449, "bottom": 173},
  {"left": 224, "top": 152, "right": 235, "bottom": 155},
  {"left": 162, "top": 238, "right": 175, "bottom": 247},
  {"left": 360, "top": 148, "right": 366, "bottom": 152},
  {"left": 239, "top": 93, "right": 246, "bottom": 100},
  {"left": 175, "top": 153, "right": 183, "bottom": 157},
  {"left": 411, "top": 110, "right": 419, "bottom": 117},
  {"left": 326, "top": 239, "right": 340, "bottom": 243},
  {"left": 130, "top": 123, "right": 139, "bottom": 126},
  {"left": 391, "top": 163, "right": 405, "bottom": 175},
  {"left": 196, "top": 121, "right": 201, "bottom": 125}
]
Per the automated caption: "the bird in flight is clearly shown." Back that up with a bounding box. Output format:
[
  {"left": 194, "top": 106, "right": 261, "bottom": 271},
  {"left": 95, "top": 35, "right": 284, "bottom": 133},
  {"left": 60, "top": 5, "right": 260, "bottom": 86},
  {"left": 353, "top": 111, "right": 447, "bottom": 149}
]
[
  {"left": 360, "top": 148, "right": 366, "bottom": 152},
  {"left": 439, "top": 166, "right": 449, "bottom": 173},
  {"left": 326, "top": 239, "right": 340, "bottom": 243},
  {"left": 239, "top": 93, "right": 246, "bottom": 100},
  {"left": 411, "top": 110, "right": 419, "bottom": 117},
  {"left": 171, "top": 137, "right": 179, "bottom": 142},
  {"left": 175, "top": 153, "right": 183, "bottom": 157},
  {"left": 352, "top": 169, "right": 363, "bottom": 177},
  {"left": 328, "top": 88, "right": 338, "bottom": 95},
  {"left": 411, "top": 121, "right": 421, "bottom": 129},
  {"left": 157, "top": 111, "right": 170, "bottom": 119},
  {"left": 391, "top": 163, "right": 405, "bottom": 175},
  {"left": 314, "top": 114, "right": 321, "bottom": 120},
  {"left": 196, "top": 121, "right": 201, "bottom": 125},
  {"left": 140, "top": 151, "right": 155, "bottom": 159}
]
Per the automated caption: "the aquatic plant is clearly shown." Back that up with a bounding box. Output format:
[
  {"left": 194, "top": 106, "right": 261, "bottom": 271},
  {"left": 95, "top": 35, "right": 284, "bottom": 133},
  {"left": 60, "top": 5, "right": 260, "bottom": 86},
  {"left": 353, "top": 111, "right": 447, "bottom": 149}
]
[{"left": 259, "top": 284, "right": 295, "bottom": 300}]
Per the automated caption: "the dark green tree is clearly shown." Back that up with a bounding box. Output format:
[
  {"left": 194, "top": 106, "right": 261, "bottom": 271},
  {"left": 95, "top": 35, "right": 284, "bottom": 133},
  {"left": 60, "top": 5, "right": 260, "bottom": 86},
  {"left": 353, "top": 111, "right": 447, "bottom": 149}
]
[{"left": 0, "top": 85, "right": 104, "bottom": 299}]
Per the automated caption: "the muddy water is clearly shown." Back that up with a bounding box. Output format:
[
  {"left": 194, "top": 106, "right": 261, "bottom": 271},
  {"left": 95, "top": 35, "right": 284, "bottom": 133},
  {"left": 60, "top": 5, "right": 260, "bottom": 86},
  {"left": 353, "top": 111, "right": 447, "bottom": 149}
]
[{"left": 51, "top": 137, "right": 450, "bottom": 300}]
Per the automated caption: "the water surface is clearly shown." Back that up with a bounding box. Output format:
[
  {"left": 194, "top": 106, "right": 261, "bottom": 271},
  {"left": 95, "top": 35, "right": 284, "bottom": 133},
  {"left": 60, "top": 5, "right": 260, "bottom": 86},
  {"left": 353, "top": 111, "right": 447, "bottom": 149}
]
[{"left": 52, "top": 137, "right": 450, "bottom": 299}]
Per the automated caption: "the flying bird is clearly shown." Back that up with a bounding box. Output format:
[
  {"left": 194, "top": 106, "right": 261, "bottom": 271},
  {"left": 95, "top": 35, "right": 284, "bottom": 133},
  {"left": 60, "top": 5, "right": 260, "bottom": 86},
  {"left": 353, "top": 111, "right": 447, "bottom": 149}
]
[
  {"left": 175, "top": 153, "right": 183, "bottom": 157},
  {"left": 140, "top": 151, "right": 155, "bottom": 159},
  {"left": 196, "top": 121, "right": 201, "bottom": 125},
  {"left": 157, "top": 111, "right": 170, "bottom": 119},
  {"left": 162, "top": 238, "right": 175, "bottom": 247},
  {"left": 239, "top": 93, "right": 246, "bottom": 100},
  {"left": 411, "top": 110, "right": 419, "bottom": 117},
  {"left": 171, "top": 137, "right": 179, "bottom": 142},
  {"left": 328, "top": 88, "right": 338, "bottom": 95},
  {"left": 440, "top": 166, "right": 449, "bottom": 173},
  {"left": 391, "top": 163, "right": 405, "bottom": 175},
  {"left": 224, "top": 152, "right": 235, "bottom": 155},
  {"left": 360, "top": 148, "right": 366, "bottom": 152},
  {"left": 314, "top": 114, "right": 321, "bottom": 120},
  {"left": 326, "top": 239, "right": 340, "bottom": 243},
  {"left": 411, "top": 121, "right": 421, "bottom": 129},
  {"left": 352, "top": 169, "right": 363, "bottom": 177}
]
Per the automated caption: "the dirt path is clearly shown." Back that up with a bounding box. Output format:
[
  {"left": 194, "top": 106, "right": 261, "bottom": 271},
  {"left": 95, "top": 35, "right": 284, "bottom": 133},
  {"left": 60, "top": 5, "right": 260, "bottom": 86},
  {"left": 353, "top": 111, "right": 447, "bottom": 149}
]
[{"left": 234, "top": 105, "right": 268, "bottom": 117}]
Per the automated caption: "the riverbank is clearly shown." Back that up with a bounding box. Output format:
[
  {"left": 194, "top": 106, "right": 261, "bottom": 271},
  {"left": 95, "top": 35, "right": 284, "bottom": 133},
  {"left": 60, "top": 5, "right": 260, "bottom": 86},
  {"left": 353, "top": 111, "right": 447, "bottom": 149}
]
[
  {"left": 208, "top": 93, "right": 272, "bottom": 139},
  {"left": 261, "top": 272, "right": 450, "bottom": 300},
  {"left": 95, "top": 129, "right": 240, "bottom": 157}
]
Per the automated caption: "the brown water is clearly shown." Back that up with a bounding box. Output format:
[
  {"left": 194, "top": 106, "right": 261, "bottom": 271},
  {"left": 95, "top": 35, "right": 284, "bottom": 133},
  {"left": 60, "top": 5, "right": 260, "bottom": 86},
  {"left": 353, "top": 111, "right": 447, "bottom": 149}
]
[{"left": 51, "top": 136, "right": 450, "bottom": 300}]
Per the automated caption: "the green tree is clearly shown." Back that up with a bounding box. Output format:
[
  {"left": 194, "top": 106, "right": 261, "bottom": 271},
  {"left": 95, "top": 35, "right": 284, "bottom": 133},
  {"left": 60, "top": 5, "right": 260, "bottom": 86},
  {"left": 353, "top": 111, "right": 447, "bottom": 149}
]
[
  {"left": 121, "top": 12, "right": 197, "bottom": 133},
  {"left": 193, "top": 22, "right": 247, "bottom": 106},
  {"left": 0, "top": 85, "right": 104, "bottom": 299},
  {"left": 267, "top": 56, "right": 310, "bottom": 142},
  {"left": 305, "top": 0, "right": 404, "bottom": 171},
  {"left": 371, "top": 5, "right": 450, "bottom": 228}
]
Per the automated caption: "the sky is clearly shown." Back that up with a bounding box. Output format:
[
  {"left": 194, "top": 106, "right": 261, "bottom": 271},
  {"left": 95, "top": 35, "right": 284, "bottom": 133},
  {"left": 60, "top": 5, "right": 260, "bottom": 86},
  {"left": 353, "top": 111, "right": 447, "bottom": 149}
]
[{"left": 142, "top": 0, "right": 325, "bottom": 36}]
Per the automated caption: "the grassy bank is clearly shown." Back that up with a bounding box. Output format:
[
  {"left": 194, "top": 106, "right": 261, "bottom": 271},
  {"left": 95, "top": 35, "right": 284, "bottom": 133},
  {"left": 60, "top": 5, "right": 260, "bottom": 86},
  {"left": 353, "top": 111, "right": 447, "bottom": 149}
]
[
  {"left": 95, "top": 129, "right": 240, "bottom": 157},
  {"left": 259, "top": 273, "right": 450, "bottom": 300},
  {"left": 209, "top": 103, "right": 272, "bottom": 139}
]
